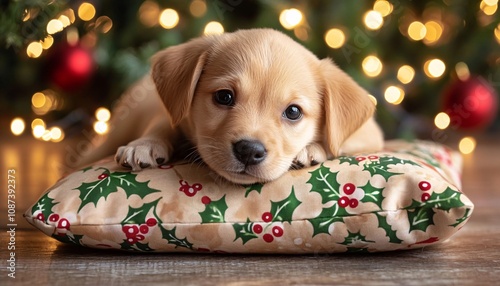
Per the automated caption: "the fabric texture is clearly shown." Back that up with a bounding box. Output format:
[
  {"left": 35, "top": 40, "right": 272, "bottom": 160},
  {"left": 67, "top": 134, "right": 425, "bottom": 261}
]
[{"left": 25, "top": 140, "right": 473, "bottom": 253}]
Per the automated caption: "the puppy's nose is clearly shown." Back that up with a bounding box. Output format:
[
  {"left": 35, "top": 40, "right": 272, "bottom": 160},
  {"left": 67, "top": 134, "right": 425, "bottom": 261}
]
[{"left": 233, "top": 140, "right": 267, "bottom": 166}]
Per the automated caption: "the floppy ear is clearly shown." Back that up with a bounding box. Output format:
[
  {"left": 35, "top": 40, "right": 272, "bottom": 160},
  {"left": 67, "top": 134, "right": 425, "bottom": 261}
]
[
  {"left": 151, "top": 36, "right": 213, "bottom": 126},
  {"left": 319, "top": 58, "right": 376, "bottom": 157}
]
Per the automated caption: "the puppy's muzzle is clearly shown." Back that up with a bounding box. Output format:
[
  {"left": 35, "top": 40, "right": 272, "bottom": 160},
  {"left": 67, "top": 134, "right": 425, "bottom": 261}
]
[{"left": 233, "top": 140, "right": 267, "bottom": 166}]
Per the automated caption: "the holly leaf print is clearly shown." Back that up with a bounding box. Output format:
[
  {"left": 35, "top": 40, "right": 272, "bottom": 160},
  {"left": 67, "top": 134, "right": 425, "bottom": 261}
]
[
  {"left": 233, "top": 219, "right": 258, "bottom": 245},
  {"left": 337, "top": 156, "right": 360, "bottom": 166},
  {"left": 360, "top": 181, "right": 384, "bottom": 209},
  {"left": 160, "top": 225, "right": 193, "bottom": 250},
  {"left": 244, "top": 183, "right": 264, "bottom": 198},
  {"left": 307, "top": 164, "right": 341, "bottom": 204},
  {"left": 341, "top": 230, "right": 375, "bottom": 246},
  {"left": 121, "top": 199, "right": 161, "bottom": 225},
  {"left": 269, "top": 188, "right": 302, "bottom": 223},
  {"left": 53, "top": 233, "right": 84, "bottom": 246},
  {"left": 308, "top": 212, "right": 345, "bottom": 236},
  {"left": 450, "top": 208, "right": 472, "bottom": 227},
  {"left": 375, "top": 213, "right": 403, "bottom": 244},
  {"left": 363, "top": 158, "right": 402, "bottom": 182},
  {"left": 199, "top": 195, "right": 228, "bottom": 223},
  {"left": 32, "top": 193, "right": 58, "bottom": 221},
  {"left": 75, "top": 168, "right": 160, "bottom": 212},
  {"left": 120, "top": 241, "right": 154, "bottom": 252},
  {"left": 407, "top": 207, "right": 436, "bottom": 232}
]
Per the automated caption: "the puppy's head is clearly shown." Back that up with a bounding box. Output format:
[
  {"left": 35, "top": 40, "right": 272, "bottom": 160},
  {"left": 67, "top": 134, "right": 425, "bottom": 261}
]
[{"left": 152, "top": 29, "right": 375, "bottom": 184}]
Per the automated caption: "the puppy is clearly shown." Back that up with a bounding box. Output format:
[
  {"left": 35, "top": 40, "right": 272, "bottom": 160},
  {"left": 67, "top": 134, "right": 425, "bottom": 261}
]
[{"left": 78, "top": 29, "right": 383, "bottom": 184}]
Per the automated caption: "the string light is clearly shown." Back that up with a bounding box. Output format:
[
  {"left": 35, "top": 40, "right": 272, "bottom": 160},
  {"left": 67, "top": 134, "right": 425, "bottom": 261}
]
[
  {"left": 459, "top": 137, "right": 476, "bottom": 155},
  {"left": 455, "top": 62, "right": 471, "bottom": 81},
  {"left": 78, "top": 2, "right": 96, "bottom": 21},
  {"left": 364, "top": 10, "right": 384, "bottom": 30},
  {"left": 397, "top": 65, "right": 415, "bottom": 84},
  {"left": 294, "top": 26, "right": 309, "bottom": 41},
  {"left": 49, "top": 127, "right": 65, "bottom": 142},
  {"left": 279, "top": 9, "right": 303, "bottom": 30},
  {"left": 58, "top": 15, "right": 71, "bottom": 27},
  {"left": 10, "top": 118, "right": 25, "bottom": 136},
  {"left": 324, "top": 28, "right": 345, "bottom": 49},
  {"left": 384, "top": 86, "right": 405, "bottom": 105},
  {"left": 31, "top": 92, "right": 46, "bottom": 108},
  {"left": 26, "top": 42, "right": 43, "bottom": 58},
  {"left": 31, "top": 118, "right": 46, "bottom": 129},
  {"left": 423, "top": 21, "right": 443, "bottom": 45},
  {"left": 494, "top": 23, "right": 500, "bottom": 44},
  {"left": 41, "top": 35, "right": 54, "bottom": 50},
  {"left": 32, "top": 125, "right": 45, "bottom": 139},
  {"left": 424, "top": 58, "right": 446, "bottom": 78},
  {"left": 434, "top": 112, "right": 451, "bottom": 129},
  {"left": 95, "top": 107, "right": 111, "bottom": 122},
  {"left": 139, "top": 1, "right": 160, "bottom": 27},
  {"left": 60, "top": 8, "right": 76, "bottom": 24},
  {"left": 408, "top": 21, "right": 426, "bottom": 41},
  {"left": 159, "top": 8, "right": 179, "bottom": 29},
  {"left": 362, "top": 55, "right": 383, "bottom": 77},
  {"left": 95, "top": 16, "right": 113, "bottom": 33},
  {"left": 368, "top": 94, "right": 378, "bottom": 106},
  {"left": 190, "top": 0, "right": 207, "bottom": 18},
  {"left": 480, "top": 1, "right": 498, "bottom": 15},
  {"left": 373, "top": 0, "right": 393, "bottom": 17},
  {"left": 94, "top": 121, "right": 109, "bottom": 135},
  {"left": 484, "top": 0, "right": 498, "bottom": 5},
  {"left": 47, "top": 19, "right": 64, "bottom": 34},
  {"left": 204, "top": 21, "right": 224, "bottom": 35}
]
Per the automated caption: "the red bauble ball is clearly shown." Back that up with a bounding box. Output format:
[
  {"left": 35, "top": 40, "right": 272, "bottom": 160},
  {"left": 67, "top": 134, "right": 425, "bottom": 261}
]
[
  {"left": 48, "top": 43, "right": 95, "bottom": 92},
  {"left": 441, "top": 77, "right": 498, "bottom": 130}
]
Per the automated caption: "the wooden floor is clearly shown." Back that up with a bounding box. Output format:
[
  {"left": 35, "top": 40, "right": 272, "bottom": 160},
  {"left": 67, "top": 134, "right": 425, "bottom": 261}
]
[{"left": 1, "top": 135, "right": 499, "bottom": 285}]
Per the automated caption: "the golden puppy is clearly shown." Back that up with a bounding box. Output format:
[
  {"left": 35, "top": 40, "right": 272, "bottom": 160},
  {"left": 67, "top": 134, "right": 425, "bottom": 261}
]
[{"left": 78, "top": 29, "right": 383, "bottom": 184}]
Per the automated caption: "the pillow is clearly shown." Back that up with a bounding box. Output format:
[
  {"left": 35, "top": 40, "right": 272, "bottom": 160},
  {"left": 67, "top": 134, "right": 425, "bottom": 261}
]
[{"left": 25, "top": 140, "right": 473, "bottom": 254}]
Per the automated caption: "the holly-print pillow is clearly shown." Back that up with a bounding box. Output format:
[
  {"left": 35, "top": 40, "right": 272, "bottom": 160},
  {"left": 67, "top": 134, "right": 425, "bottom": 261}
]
[{"left": 25, "top": 140, "right": 473, "bottom": 253}]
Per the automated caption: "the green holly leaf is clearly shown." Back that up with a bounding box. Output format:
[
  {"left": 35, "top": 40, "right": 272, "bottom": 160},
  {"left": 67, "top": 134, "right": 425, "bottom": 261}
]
[
  {"left": 53, "top": 233, "right": 84, "bottom": 246},
  {"left": 121, "top": 199, "right": 161, "bottom": 225},
  {"left": 375, "top": 213, "right": 403, "bottom": 244},
  {"left": 270, "top": 187, "right": 302, "bottom": 223},
  {"left": 363, "top": 161, "right": 401, "bottom": 182},
  {"left": 32, "top": 193, "right": 57, "bottom": 221},
  {"left": 407, "top": 207, "right": 435, "bottom": 232},
  {"left": 244, "top": 183, "right": 264, "bottom": 198},
  {"left": 308, "top": 164, "right": 341, "bottom": 204},
  {"left": 360, "top": 181, "right": 384, "bottom": 209},
  {"left": 450, "top": 208, "right": 473, "bottom": 227},
  {"left": 427, "top": 187, "right": 466, "bottom": 211},
  {"left": 119, "top": 241, "right": 154, "bottom": 252},
  {"left": 338, "top": 156, "right": 360, "bottom": 166},
  {"left": 346, "top": 247, "right": 370, "bottom": 253},
  {"left": 81, "top": 166, "right": 93, "bottom": 172},
  {"left": 233, "top": 219, "right": 258, "bottom": 245},
  {"left": 308, "top": 213, "right": 345, "bottom": 236},
  {"left": 75, "top": 168, "right": 160, "bottom": 212},
  {"left": 341, "top": 230, "right": 375, "bottom": 246},
  {"left": 199, "top": 195, "right": 228, "bottom": 223},
  {"left": 160, "top": 225, "right": 193, "bottom": 250}
]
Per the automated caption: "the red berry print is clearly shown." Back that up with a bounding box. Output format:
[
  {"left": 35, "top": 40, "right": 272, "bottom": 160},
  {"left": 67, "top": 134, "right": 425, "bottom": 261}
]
[
  {"left": 338, "top": 196, "right": 350, "bottom": 208},
  {"left": 421, "top": 193, "right": 431, "bottom": 202},
  {"left": 36, "top": 213, "right": 45, "bottom": 221},
  {"left": 139, "top": 224, "right": 149, "bottom": 234},
  {"left": 123, "top": 225, "right": 139, "bottom": 236},
  {"left": 179, "top": 180, "right": 203, "bottom": 197},
  {"left": 356, "top": 156, "right": 366, "bottom": 162},
  {"left": 48, "top": 213, "right": 60, "bottom": 222},
  {"left": 57, "top": 218, "right": 70, "bottom": 230},
  {"left": 262, "top": 212, "right": 273, "bottom": 222},
  {"left": 136, "top": 234, "right": 145, "bottom": 241},
  {"left": 343, "top": 183, "right": 356, "bottom": 195},
  {"left": 253, "top": 224, "right": 263, "bottom": 234},
  {"left": 127, "top": 237, "right": 137, "bottom": 244},
  {"left": 349, "top": 198, "right": 359, "bottom": 208},
  {"left": 368, "top": 155, "right": 379, "bottom": 160},
  {"left": 146, "top": 218, "right": 157, "bottom": 227},
  {"left": 272, "top": 226, "right": 284, "bottom": 237},
  {"left": 98, "top": 173, "right": 109, "bottom": 180},
  {"left": 201, "top": 196, "right": 211, "bottom": 205},
  {"left": 419, "top": 181, "right": 431, "bottom": 191},
  {"left": 263, "top": 233, "right": 274, "bottom": 243},
  {"left": 159, "top": 164, "right": 173, "bottom": 170}
]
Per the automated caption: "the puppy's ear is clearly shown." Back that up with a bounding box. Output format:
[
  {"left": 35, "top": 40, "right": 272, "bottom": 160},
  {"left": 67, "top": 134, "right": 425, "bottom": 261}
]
[
  {"left": 151, "top": 37, "right": 213, "bottom": 125},
  {"left": 319, "top": 58, "right": 376, "bottom": 157}
]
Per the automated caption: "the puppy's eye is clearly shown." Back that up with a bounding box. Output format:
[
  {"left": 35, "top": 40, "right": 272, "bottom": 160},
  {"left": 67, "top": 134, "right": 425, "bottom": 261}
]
[
  {"left": 214, "top": 89, "right": 235, "bottom": 106},
  {"left": 283, "top": 105, "right": 302, "bottom": 121}
]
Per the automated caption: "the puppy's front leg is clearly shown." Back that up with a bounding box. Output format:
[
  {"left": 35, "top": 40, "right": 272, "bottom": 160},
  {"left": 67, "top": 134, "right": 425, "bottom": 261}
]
[
  {"left": 292, "top": 142, "right": 327, "bottom": 169},
  {"left": 115, "top": 116, "right": 176, "bottom": 171}
]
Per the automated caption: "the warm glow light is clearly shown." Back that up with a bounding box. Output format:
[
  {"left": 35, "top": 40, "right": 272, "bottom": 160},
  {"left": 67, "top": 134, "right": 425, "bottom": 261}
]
[
  {"left": 10, "top": 118, "right": 25, "bottom": 136},
  {"left": 325, "top": 28, "right": 346, "bottom": 49},
  {"left": 61, "top": 9, "right": 76, "bottom": 23},
  {"left": 362, "top": 55, "right": 383, "bottom": 77},
  {"left": 480, "top": 1, "right": 498, "bottom": 15},
  {"left": 434, "top": 112, "right": 451, "bottom": 129},
  {"left": 95, "top": 107, "right": 111, "bottom": 122},
  {"left": 41, "top": 35, "right": 54, "bottom": 49},
  {"left": 294, "top": 26, "right": 309, "bottom": 41},
  {"left": 368, "top": 94, "right": 378, "bottom": 106},
  {"left": 484, "top": 0, "right": 499, "bottom": 5},
  {"left": 384, "top": 86, "right": 405, "bottom": 105},
  {"left": 424, "top": 21, "right": 443, "bottom": 44},
  {"left": 373, "top": 0, "right": 393, "bottom": 17},
  {"left": 408, "top": 21, "right": 427, "bottom": 41},
  {"left": 459, "top": 137, "right": 476, "bottom": 155},
  {"left": 50, "top": 127, "right": 64, "bottom": 142},
  {"left": 424, "top": 59, "right": 446, "bottom": 78},
  {"left": 494, "top": 23, "right": 500, "bottom": 44},
  {"left": 58, "top": 15, "right": 71, "bottom": 27},
  {"left": 31, "top": 118, "right": 46, "bottom": 129},
  {"left": 66, "top": 27, "right": 79, "bottom": 45},
  {"left": 139, "top": 1, "right": 160, "bottom": 27},
  {"left": 78, "top": 2, "right": 96, "bottom": 21},
  {"left": 32, "top": 92, "right": 46, "bottom": 108},
  {"left": 42, "top": 130, "right": 52, "bottom": 141},
  {"left": 95, "top": 16, "right": 113, "bottom": 33},
  {"left": 159, "top": 8, "right": 179, "bottom": 29},
  {"left": 32, "top": 125, "right": 45, "bottom": 139},
  {"left": 204, "top": 21, "right": 224, "bottom": 35},
  {"left": 47, "top": 19, "right": 64, "bottom": 34},
  {"left": 279, "top": 8, "right": 303, "bottom": 30},
  {"left": 455, "top": 62, "right": 471, "bottom": 81},
  {"left": 190, "top": 0, "right": 207, "bottom": 18},
  {"left": 397, "top": 65, "right": 415, "bottom": 84},
  {"left": 94, "top": 121, "right": 109, "bottom": 135},
  {"left": 26, "top": 42, "right": 43, "bottom": 58},
  {"left": 364, "top": 10, "right": 384, "bottom": 30}
]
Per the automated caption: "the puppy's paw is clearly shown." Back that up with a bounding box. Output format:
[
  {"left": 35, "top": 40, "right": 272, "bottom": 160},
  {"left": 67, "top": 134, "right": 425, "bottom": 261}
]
[
  {"left": 115, "top": 138, "right": 171, "bottom": 171},
  {"left": 292, "top": 143, "right": 327, "bottom": 169}
]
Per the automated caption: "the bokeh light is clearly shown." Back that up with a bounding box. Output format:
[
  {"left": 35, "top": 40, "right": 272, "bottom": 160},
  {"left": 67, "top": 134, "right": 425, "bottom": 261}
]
[
  {"left": 26, "top": 42, "right": 43, "bottom": 58},
  {"left": 373, "top": 0, "right": 393, "bottom": 17},
  {"left": 190, "top": 0, "right": 207, "bottom": 18},
  {"left": 94, "top": 121, "right": 109, "bottom": 135},
  {"left": 325, "top": 28, "right": 345, "bottom": 49},
  {"left": 362, "top": 55, "right": 383, "bottom": 77},
  {"left": 364, "top": 10, "right": 384, "bottom": 30},
  {"left": 204, "top": 21, "right": 224, "bottom": 35},
  {"left": 139, "top": 1, "right": 160, "bottom": 27},
  {"left": 95, "top": 107, "right": 111, "bottom": 122},
  {"left": 424, "top": 58, "right": 446, "bottom": 78},
  {"left": 434, "top": 112, "right": 451, "bottom": 130},
  {"left": 397, "top": 65, "right": 415, "bottom": 84},
  {"left": 47, "top": 19, "right": 64, "bottom": 34},
  {"left": 159, "top": 8, "right": 179, "bottom": 29},
  {"left": 455, "top": 62, "right": 471, "bottom": 81},
  {"left": 423, "top": 21, "right": 443, "bottom": 44},
  {"left": 459, "top": 137, "right": 476, "bottom": 155},
  {"left": 279, "top": 9, "right": 303, "bottom": 30},
  {"left": 408, "top": 21, "right": 426, "bottom": 41},
  {"left": 11, "top": 118, "right": 25, "bottom": 136},
  {"left": 78, "top": 2, "right": 96, "bottom": 21},
  {"left": 384, "top": 86, "right": 405, "bottom": 105}
]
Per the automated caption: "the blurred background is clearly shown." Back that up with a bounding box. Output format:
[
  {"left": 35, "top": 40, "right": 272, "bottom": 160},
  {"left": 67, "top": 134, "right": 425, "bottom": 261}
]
[{"left": 1, "top": 0, "right": 499, "bottom": 165}]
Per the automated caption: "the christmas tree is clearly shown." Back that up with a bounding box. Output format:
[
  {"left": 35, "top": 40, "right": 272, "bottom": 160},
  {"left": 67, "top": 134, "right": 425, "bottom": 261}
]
[{"left": 2, "top": 0, "right": 499, "bottom": 153}]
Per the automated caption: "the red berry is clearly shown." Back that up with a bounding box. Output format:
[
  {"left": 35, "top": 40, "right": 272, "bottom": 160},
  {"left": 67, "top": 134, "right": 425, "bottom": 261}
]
[
  {"left": 139, "top": 224, "right": 149, "bottom": 234},
  {"left": 253, "top": 224, "right": 263, "bottom": 234},
  {"left": 272, "top": 226, "right": 284, "bottom": 237},
  {"left": 262, "top": 212, "right": 273, "bottom": 222},
  {"left": 146, "top": 218, "right": 157, "bottom": 227},
  {"left": 263, "top": 233, "right": 274, "bottom": 243},
  {"left": 123, "top": 225, "right": 139, "bottom": 236},
  {"left": 419, "top": 181, "right": 431, "bottom": 191},
  {"left": 98, "top": 173, "right": 109, "bottom": 180},
  {"left": 338, "top": 196, "right": 350, "bottom": 208},
  {"left": 57, "top": 218, "right": 70, "bottom": 230},
  {"left": 193, "top": 183, "right": 203, "bottom": 191},
  {"left": 184, "top": 188, "right": 197, "bottom": 197},
  {"left": 349, "top": 198, "right": 359, "bottom": 208},
  {"left": 136, "top": 234, "right": 145, "bottom": 241},
  {"left": 201, "top": 196, "right": 211, "bottom": 205},
  {"left": 368, "top": 155, "right": 379, "bottom": 160},
  {"left": 421, "top": 193, "right": 431, "bottom": 202},
  {"left": 36, "top": 213, "right": 45, "bottom": 221},
  {"left": 343, "top": 183, "right": 356, "bottom": 195},
  {"left": 356, "top": 156, "right": 366, "bottom": 161},
  {"left": 48, "top": 213, "right": 60, "bottom": 222}
]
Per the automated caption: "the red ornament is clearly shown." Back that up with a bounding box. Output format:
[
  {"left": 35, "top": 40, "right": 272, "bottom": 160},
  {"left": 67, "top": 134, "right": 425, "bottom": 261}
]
[
  {"left": 48, "top": 43, "right": 94, "bottom": 91},
  {"left": 441, "top": 77, "right": 498, "bottom": 130}
]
